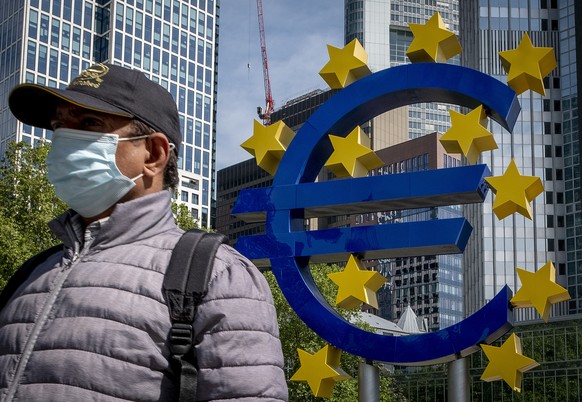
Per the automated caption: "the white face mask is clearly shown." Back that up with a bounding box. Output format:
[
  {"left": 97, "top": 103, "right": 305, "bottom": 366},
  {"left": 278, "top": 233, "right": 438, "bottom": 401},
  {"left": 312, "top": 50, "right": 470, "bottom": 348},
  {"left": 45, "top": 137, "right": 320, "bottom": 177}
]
[{"left": 47, "top": 128, "right": 148, "bottom": 218}]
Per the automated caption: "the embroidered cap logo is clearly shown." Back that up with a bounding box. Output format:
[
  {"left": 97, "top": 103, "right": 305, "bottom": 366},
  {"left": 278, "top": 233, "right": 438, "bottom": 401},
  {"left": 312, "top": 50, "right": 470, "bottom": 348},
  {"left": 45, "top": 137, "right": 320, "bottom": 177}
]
[{"left": 69, "top": 63, "right": 109, "bottom": 89}]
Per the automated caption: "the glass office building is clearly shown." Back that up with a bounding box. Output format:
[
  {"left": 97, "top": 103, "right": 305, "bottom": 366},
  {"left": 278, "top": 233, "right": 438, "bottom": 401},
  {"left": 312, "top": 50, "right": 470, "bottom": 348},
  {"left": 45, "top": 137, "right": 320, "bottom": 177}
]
[
  {"left": 460, "top": 0, "right": 569, "bottom": 320},
  {"left": 0, "top": 0, "right": 218, "bottom": 227},
  {"left": 560, "top": 1, "right": 582, "bottom": 316},
  {"left": 345, "top": 0, "right": 460, "bottom": 139}
]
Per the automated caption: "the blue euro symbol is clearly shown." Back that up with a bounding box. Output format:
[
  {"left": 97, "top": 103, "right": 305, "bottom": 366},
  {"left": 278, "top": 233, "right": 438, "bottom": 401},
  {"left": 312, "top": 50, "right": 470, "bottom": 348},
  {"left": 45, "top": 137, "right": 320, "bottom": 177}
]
[{"left": 234, "top": 63, "right": 519, "bottom": 364}]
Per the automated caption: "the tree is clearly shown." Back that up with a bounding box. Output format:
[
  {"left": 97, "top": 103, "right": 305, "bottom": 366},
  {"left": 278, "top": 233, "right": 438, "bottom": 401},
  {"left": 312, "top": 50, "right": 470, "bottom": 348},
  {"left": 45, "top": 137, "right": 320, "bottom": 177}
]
[
  {"left": 264, "top": 263, "right": 405, "bottom": 401},
  {"left": 0, "top": 142, "right": 67, "bottom": 289},
  {"left": 171, "top": 201, "right": 201, "bottom": 231}
]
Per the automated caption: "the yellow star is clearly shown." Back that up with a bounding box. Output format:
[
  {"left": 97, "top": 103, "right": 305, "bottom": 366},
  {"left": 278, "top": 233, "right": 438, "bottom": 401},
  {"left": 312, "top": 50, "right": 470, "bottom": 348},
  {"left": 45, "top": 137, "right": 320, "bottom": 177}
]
[
  {"left": 319, "top": 38, "right": 372, "bottom": 89},
  {"left": 406, "top": 12, "right": 462, "bottom": 63},
  {"left": 325, "top": 126, "right": 384, "bottom": 178},
  {"left": 511, "top": 261, "right": 570, "bottom": 322},
  {"left": 327, "top": 254, "right": 387, "bottom": 309},
  {"left": 481, "top": 333, "right": 540, "bottom": 392},
  {"left": 485, "top": 160, "right": 544, "bottom": 220},
  {"left": 499, "top": 32, "right": 557, "bottom": 95},
  {"left": 439, "top": 105, "right": 498, "bottom": 164},
  {"left": 241, "top": 119, "right": 295, "bottom": 175},
  {"left": 290, "top": 345, "right": 351, "bottom": 398}
]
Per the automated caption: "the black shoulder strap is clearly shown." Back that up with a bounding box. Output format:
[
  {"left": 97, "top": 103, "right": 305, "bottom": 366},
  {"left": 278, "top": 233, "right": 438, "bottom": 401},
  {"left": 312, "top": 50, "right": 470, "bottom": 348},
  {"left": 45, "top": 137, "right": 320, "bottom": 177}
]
[
  {"left": 0, "top": 244, "right": 63, "bottom": 312},
  {"left": 164, "top": 229, "right": 227, "bottom": 402}
]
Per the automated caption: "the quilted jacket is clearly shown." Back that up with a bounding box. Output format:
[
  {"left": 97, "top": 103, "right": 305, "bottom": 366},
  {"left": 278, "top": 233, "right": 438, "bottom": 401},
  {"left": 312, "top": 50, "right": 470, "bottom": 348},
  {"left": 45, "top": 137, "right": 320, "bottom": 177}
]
[{"left": 0, "top": 191, "right": 288, "bottom": 401}]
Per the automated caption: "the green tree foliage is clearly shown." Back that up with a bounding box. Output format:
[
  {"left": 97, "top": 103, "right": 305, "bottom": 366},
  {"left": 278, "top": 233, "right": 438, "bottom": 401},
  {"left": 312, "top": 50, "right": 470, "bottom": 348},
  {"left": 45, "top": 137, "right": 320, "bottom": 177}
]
[
  {"left": 171, "top": 201, "right": 200, "bottom": 231},
  {"left": 0, "top": 142, "right": 67, "bottom": 289},
  {"left": 264, "top": 263, "right": 405, "bottom": 401}
]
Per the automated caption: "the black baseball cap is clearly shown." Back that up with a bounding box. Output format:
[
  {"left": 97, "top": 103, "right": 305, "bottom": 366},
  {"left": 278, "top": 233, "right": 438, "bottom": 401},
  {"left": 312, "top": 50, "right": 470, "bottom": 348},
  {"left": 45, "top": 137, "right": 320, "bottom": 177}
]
[{"left": 9, "top": 63, "right": 181, "bottom": 152}]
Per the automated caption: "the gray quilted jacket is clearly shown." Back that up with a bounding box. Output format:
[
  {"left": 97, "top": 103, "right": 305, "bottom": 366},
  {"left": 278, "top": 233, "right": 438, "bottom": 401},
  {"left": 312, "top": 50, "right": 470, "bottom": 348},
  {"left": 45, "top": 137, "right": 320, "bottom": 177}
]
[{"left": 0, "top": 191, "right": 288, "bottom": 401}]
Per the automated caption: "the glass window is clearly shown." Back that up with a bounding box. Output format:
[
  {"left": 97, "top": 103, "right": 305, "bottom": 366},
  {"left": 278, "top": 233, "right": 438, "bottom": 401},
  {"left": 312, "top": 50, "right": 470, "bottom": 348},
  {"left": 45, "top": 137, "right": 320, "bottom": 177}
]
[
  {"left": 204, "top": 68, "right": 211, "bottom": 94},
  {"left": 26, "top": 42, "right": 36, "bottom": 70},
  {"left": 83, "top": 31, "right": 91, "bottom": 58},
  {"left": 196, "top": 65, "right": 203, "bottom": 91},
  {"left": 205, "top": 42, "right": 212, "bottom": 67},
  {"left": 72, "top": 27, "right": 81, "bottom": 55},
  {"left": 186, "top": 118, "right": 193, "bottom": 144},
  {"left": 144, "top": 15, "right": 152, "bottom": 42},
  {"left": 135, "top": 10, "right": 143, "bottom": 37},
  {"left": 198, "top": 12, "right": 205, "bottom": 37},
  {"left": 195, "top": 93, "right": 202, "bottom": 119},
  {"left": 29, "top": 10, "right": 39, "bottom": 38},
  {"left": 203, "top": 151, "right": 209, "bottom": 177},
  {"left": 153, "top": 19, "right": 161, "bottom": 45},
  {"left": 197, "top": 40, "right": 204, "bottom": 65},
  {"left": 202, "top": 181, "right": 208, "bottom": 207},
  {"left": 49, "top": 49, "right": 58, "bottom": 78},
  {"left": 194, "top": 148, "right": 201, "bottom": 174},
  {"left": 126, "top": 7, "right": 134, "bottom": 33},
  {"left": 114, "top": 31, "right": 123, "bottom": 60},
  {"left": 203, "top": 123, "right": 210, "bottom": 149},
  {"left": 38, "top": 44, "right": 48, "bottom": 74},
  {"left": 60, "top": 53, "right": 69, "bottom": 81},
  {"left": 163, "top": 23, "right": 170, "bottom": 49},
  {"left": 189, "top": 7, "right": 197, "bottom": 34},
  {"left": 39, "top": 13, "right": 49, "bottom": 42},
  {"left": 84, "top": 2, "right": 93, "bottom": 30},
  {"left": 206, "top": 15, "right": 213, "bottom": 40},
  {"left": 181, "top": 191, "right": 188, "bottom": 202},
  {"left": 50, "top": 19, "right": 60, "bottom": 47},
  {"left": 186, "top": 145, "right": 193, "bottom": 171},
  {"left": 203, "top": 96, "right": 210, "bottom": 121},
  {"left": 195, "top": 121, "right": 202, "bottom": 146}
]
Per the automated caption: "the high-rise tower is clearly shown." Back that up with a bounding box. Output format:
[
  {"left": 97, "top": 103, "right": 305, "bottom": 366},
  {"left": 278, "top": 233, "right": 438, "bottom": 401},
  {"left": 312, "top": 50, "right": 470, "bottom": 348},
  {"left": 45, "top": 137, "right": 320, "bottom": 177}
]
[
  {"left": 0, "top": 0, "right": 218, "bottom": 227},
  {"left": 460, "top": 0, "right": 569, "bottom": 320}
]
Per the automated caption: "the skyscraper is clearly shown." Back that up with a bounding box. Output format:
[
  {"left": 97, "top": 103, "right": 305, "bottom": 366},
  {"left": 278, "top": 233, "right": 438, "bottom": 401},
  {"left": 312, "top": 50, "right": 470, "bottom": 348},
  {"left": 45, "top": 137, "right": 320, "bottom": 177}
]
[
  {"left": 0, "top": 0, "right": 218, "bottom": 227},
  {"left": 460, "top": 0, "right": 568, "bottom": 320},
  {"left": 345, "top": 0, "right": 460, "bottom": 140},
  {"left": 560, "top": 1, "right": 582, "bottom": 316}
]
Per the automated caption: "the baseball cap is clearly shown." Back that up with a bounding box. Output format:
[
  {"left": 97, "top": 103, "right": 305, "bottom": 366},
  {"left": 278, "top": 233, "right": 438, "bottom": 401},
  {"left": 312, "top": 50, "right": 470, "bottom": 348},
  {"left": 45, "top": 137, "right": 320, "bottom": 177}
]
[{"left": 9, "top": 63, "right": 181, "bottom": 152}]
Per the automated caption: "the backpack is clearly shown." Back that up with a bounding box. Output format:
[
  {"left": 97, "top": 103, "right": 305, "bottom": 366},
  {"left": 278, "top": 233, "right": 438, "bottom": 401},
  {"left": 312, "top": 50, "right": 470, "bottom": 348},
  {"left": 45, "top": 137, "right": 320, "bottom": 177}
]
[{"left": 0, "top": 229, "right": 227, "bottom": 402}]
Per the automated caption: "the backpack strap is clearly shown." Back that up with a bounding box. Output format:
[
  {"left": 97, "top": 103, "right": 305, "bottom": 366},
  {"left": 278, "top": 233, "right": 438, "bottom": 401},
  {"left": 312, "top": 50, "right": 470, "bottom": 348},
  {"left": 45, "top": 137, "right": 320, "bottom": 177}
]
[
  {"left": 164, "top": 229, "right": 228, "bottom": 402},
  {"left": 0, "top": 244, "right": 63, "bottom": 312}
]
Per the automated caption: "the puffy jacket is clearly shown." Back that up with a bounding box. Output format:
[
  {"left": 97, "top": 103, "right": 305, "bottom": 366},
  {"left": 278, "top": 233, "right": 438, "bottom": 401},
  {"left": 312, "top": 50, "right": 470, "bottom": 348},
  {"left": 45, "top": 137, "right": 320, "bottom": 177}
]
[{"left": 0, "top": 191, "right": 288, "bottom": 401}]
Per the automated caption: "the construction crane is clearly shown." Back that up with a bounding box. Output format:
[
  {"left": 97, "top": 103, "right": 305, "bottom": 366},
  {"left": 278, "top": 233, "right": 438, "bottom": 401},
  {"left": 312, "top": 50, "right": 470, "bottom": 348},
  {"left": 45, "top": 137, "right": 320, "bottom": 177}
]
[{"left": 256, "top": 0, "right": 274, "bottom": 125}]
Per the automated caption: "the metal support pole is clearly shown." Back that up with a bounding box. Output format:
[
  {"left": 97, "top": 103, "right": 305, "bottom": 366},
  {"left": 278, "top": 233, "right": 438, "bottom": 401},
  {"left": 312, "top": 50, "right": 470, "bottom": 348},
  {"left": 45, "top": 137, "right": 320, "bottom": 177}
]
[
  {"left": 448, "top": 357, "right": 470, "bottom": 402},
  {"left": 359, "top": 359, "right": 380, "bottom": 402}
]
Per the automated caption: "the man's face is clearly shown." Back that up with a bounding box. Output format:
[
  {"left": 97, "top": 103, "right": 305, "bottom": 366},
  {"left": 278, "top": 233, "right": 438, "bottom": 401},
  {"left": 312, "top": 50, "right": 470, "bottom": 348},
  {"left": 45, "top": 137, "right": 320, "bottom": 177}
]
[
  {"left": 50, "top": 102, "right": 151, "bottom": 212},
  {"left": 50, "top": 102, "right": 148, "bottom": 182}
]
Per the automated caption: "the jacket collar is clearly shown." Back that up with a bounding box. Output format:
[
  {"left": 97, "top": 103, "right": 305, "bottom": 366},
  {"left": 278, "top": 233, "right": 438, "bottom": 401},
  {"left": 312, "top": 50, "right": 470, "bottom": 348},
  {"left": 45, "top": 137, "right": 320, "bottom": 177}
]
[{"left": 50, "top": 191, "right": 178, "bottom": 250}]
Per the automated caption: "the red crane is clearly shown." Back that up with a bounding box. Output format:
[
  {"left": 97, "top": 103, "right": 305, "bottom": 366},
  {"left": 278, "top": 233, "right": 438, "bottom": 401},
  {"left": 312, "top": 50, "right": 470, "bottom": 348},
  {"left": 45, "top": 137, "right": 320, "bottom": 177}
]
[{"left": 256, "top": 0, "right": 274, "bottom": 125}]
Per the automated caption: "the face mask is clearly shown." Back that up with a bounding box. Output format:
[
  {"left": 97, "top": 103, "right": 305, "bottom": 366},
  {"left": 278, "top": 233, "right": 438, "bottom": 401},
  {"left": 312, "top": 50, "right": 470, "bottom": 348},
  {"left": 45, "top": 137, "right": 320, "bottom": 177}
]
[{"left": 47, "top": 128, "right": 148, "bottom": 218}]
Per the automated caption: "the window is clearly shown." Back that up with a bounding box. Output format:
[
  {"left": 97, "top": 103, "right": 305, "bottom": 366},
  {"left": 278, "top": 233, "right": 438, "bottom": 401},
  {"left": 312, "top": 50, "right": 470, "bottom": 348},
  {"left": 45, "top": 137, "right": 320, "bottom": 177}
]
[{"left": 181, "top": 190, "right": 188, "bottom": 202}]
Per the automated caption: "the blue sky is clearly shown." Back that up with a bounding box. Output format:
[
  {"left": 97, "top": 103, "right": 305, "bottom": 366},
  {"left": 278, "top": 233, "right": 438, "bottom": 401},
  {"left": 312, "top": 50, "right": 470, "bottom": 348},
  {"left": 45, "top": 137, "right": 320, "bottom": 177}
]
[{"left": 215, "top": 1, "right": 343, "bottom": 169}]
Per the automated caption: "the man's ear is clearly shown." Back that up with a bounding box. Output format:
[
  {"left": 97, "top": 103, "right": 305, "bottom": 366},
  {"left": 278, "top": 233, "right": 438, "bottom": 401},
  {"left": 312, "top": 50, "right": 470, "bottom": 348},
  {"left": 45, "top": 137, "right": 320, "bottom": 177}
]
[{"left": 143, "top": 132, "right": 171, "bottom": 178}]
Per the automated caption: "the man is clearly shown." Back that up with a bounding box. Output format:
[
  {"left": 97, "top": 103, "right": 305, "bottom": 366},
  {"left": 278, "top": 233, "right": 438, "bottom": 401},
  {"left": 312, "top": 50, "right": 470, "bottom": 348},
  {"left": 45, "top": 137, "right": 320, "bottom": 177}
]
[{"left": 0, "top": 63, "right": 288, "bottom": 401}]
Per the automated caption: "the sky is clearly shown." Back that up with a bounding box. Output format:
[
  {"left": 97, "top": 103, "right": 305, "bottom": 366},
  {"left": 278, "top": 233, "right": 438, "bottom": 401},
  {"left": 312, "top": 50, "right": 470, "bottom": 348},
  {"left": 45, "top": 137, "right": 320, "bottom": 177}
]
[{"left": 215, "top": 0, "right": 344, "bottom": 169}]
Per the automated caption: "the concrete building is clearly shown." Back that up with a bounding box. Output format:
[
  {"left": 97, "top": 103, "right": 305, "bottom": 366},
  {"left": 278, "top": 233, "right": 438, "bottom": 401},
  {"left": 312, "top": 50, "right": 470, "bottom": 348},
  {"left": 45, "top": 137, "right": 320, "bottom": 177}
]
[{"left": 0, "top": 0, "right": 219, "bottom": 227}]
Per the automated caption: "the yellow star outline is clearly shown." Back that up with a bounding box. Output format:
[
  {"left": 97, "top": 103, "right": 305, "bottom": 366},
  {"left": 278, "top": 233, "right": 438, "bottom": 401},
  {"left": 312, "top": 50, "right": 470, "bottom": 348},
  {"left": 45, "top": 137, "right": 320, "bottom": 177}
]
[
  {"left": 511, "top": 261, "right": 570, "bottom": 322},
  {"left": 481, "top": 333, "right": 540, "bottom": 392},
  {"left": 439, "top": 105, "right": 498, "bottom": 164},
  {"left": 485, "top": 160, "right": 544, "bottom": 220},
  {"left": 319, "top": 38, "right": 372, "bottom": 89},
  {"left": 290, "top": 344, "right": 351, "bottom": 398},
  {"left": 406, "top": 12, "right": 462, "bottom": 63},
  {"left": 499, "top": 32, "right": 557, "bottom": 95},
  {"left": 327, "top": 254, "right": 388, "bottom": 309},
  {"left": 240, "top": 119, "right": 295, "bottom": 175},
  {"left": 325, "top": 126, "right": 384, "bottom": 178}
]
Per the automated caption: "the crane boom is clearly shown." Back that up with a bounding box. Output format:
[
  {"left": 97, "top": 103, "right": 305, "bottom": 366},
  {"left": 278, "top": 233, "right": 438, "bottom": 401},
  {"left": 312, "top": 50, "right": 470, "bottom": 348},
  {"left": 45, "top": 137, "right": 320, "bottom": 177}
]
[{"left": 256, "top": 0, "right": 274, "bottom": 124}]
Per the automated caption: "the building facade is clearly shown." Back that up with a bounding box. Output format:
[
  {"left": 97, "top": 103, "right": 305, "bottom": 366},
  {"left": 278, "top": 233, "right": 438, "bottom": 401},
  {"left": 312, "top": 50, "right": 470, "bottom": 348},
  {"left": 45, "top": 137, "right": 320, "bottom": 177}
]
[
  {"left": 560, "top": 1, "right": 582, "bottom": 317},
  {"left": 0, "top": 0, "right": 218, "bottom": 227},
  {"left": 460, "top": 0, "right": 569, "bottom": 321},
  {"left": 345, "top": 0, "right": 459, "bottom": 140}
]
